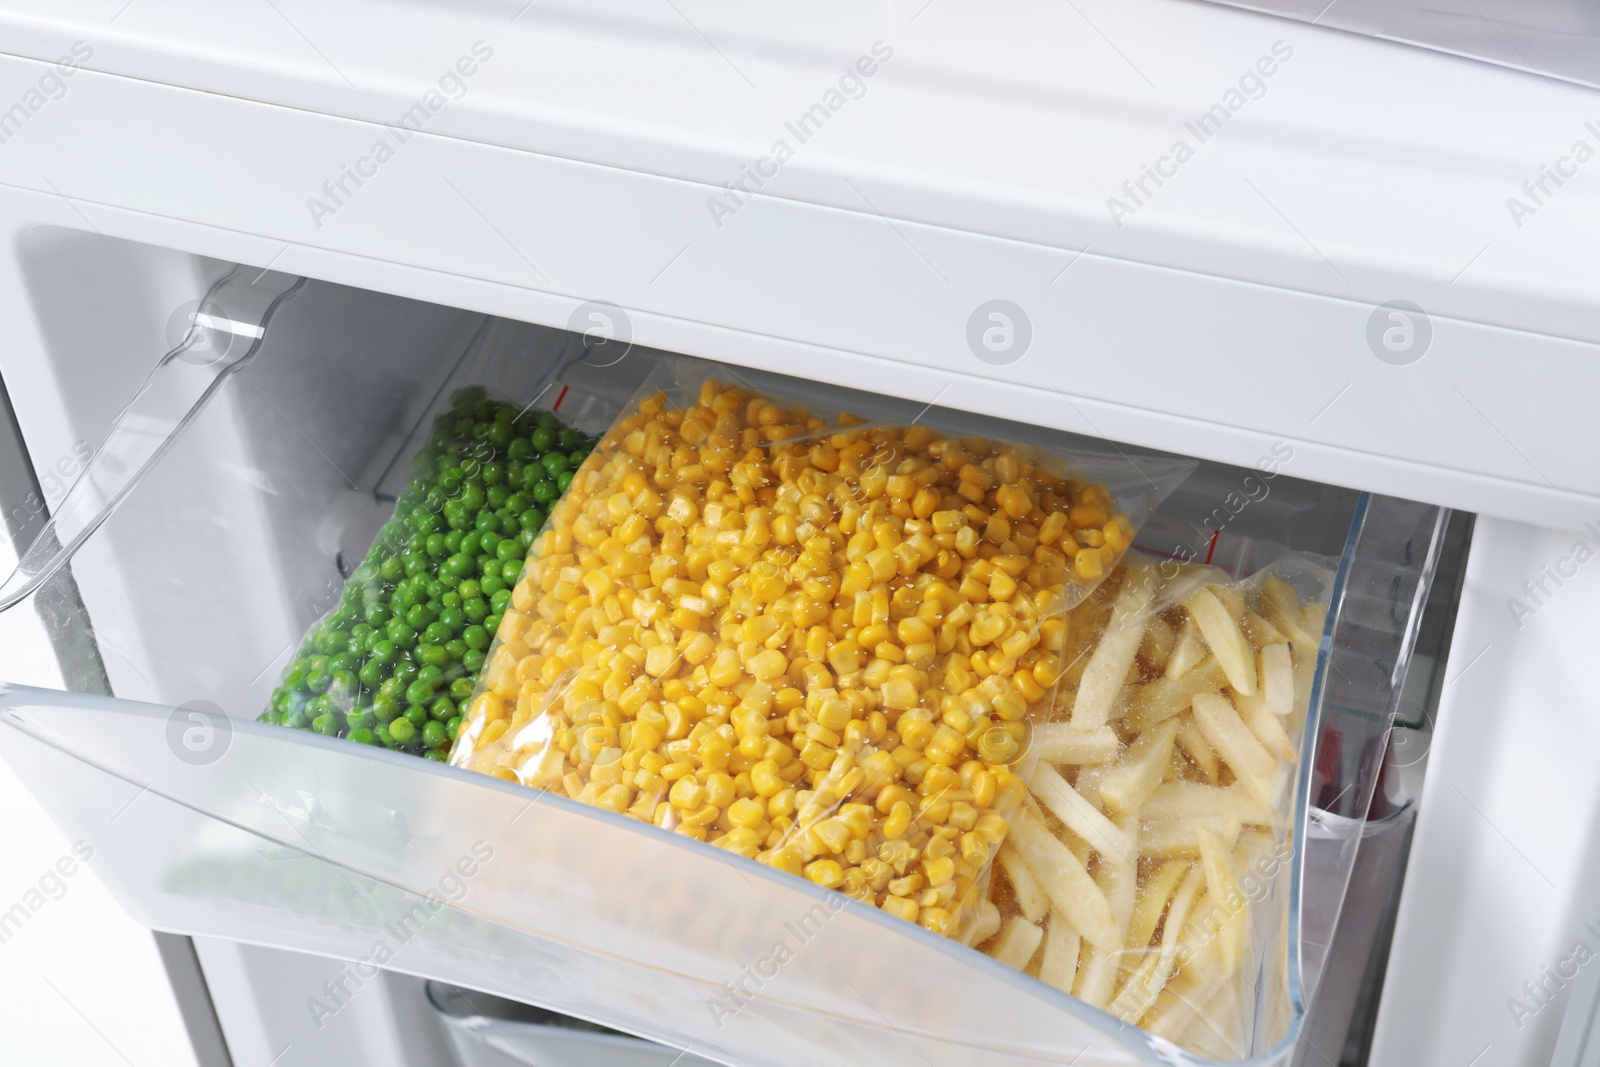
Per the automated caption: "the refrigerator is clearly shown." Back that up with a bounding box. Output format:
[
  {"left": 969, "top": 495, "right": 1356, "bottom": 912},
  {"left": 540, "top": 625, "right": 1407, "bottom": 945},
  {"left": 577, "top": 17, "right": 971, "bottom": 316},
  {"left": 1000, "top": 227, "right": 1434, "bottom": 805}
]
[{"left": 0, "top": 2, "right": 1593, "bottom": 1066}]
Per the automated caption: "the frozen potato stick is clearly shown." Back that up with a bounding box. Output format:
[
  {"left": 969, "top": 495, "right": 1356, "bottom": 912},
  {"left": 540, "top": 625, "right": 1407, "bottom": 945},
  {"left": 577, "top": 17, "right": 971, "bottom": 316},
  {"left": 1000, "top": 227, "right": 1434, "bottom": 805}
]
[
  {"left": 1141, "top": 816, "right": 1243, "bottom": 858},
  {"left": 1141, "top": 782, "right": 1274, "bottom": 826},
  {"left": 992, "top": 916, "right": 1045, "bottom": 971},
  {"left": 1128, "top": 658, "right": 1227, "bottom": 732},
  {"left": 1235, "top": 686, "right": 1296, "bottom": 763},
  {"left": 1031, "top": 723, "right": 1120, "bottom": 765},
  {"left": 998, "top": 843, "right": 1050, "bottom": 923},
  {"left": 1262, "top": 574, "right": 1319, "bottom": 657},
  {"left": 1139, "top": 617, "right": 1175, "bottom": 674},
  {"left": 1126, "top": 857, "right": 1190, "bottom": 951},
  {"left": 1009, "top": 803, "right": 1117, "bottom": 950},
  {"left": 1070, "top": 812, "right": 1140, "bottom": 1008},
  {"left": 1184, "top": 587, "right": 1256, "bottom": 696},
  {"left": 966, "top": 898, "right": 1002, "bottom": 947},
  {"left": 1039, "top": 913, "right": 1081, "bottom": 994},
  {"left": 1176, "top": 717, "right": 1220, "bottom": 783},
  {"left": 1242, "top": 610, "right": 1285, "bottom": 650},
  {"left": 1165, "top": 616, "right": 1206, "bottom": 679},
  {"left": 1029, "top": 763, "right": 1134, "bottom": 861},
  {"left": 1197, "top": 826, "right": 1247, "bottom": 976},
  {"left": 1261, "top": 642, "right": 1295, "bottom": 717},
  {"left": 1099, "top": 717, "right": 1182, "bottom": 816},
  {"left": 1109, "top": 863, "right": 1205, "bottom": 1023},
  {"left": 1193, "top": 692, "right": 1284, "bottom": 807},
  {"left": 1071, "top": 571, "right": 1156, "bottom": 730}
]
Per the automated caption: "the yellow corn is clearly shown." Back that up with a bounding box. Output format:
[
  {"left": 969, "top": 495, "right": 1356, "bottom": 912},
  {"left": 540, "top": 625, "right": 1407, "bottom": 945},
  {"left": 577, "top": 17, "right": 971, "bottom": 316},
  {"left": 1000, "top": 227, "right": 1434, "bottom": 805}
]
[{"left": 452, "top": 378, "right": 1133, "bottom": 939}]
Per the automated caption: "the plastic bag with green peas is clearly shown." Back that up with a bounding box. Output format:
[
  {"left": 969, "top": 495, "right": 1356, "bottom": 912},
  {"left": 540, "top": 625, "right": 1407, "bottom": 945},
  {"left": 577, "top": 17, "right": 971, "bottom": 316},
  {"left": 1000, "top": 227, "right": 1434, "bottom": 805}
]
[{"left": 259, "top": 386, "right": 598, "bottom": 759}]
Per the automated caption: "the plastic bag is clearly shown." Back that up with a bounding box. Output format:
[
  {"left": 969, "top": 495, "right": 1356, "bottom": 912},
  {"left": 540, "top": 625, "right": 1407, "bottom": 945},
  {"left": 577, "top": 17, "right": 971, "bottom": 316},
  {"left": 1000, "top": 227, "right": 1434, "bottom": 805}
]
[
  {"left": 977, "top": 550, "right": 1334, "bottom": 1057},
  {"left": 450, "top": 355, "right": 1194, "bottom": 939},
  {"left": 258, "top": 386, "right": 600, "bottom": 760}
]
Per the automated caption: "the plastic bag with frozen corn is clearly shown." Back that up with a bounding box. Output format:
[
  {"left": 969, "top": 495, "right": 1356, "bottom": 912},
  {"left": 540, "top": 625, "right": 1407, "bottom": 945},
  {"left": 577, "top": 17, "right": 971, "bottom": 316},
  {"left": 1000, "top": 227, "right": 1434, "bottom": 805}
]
[
  {"left": 450, "top": 356, "right": 1193, "bottom": 941},
  {"left": 975, "top": 551, "right": 1333, "bottom": 1059}
]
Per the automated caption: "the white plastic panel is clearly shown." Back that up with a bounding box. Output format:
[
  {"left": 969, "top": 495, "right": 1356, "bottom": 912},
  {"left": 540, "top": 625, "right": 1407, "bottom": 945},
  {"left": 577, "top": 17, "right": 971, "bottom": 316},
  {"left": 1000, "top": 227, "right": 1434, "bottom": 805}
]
[
  {"left": 0, "top": 53, "right": 1588, "bottom": 532},
  {"left": 1372, "top": 516, "right": 1600, "bottom": 1067}
]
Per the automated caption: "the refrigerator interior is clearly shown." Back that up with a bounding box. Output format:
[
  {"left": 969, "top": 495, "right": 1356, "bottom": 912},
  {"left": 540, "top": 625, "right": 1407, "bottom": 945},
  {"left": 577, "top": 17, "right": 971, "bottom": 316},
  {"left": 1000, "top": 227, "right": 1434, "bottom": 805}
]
[{"left": 0, "top": 233, "right": 1459, "bottom": 1067}]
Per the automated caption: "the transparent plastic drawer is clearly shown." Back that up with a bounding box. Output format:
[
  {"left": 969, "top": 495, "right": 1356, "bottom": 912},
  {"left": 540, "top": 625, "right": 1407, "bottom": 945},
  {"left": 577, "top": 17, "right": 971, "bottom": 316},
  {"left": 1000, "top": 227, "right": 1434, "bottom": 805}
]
[{"left": 0, "top": 267, "right": 1450, "bottom": 1066}]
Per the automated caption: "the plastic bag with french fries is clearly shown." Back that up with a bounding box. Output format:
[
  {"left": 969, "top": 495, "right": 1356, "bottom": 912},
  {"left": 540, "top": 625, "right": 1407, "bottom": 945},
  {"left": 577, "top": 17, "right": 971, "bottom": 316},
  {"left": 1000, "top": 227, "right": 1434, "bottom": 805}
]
[{"left": 975, "top": 552, "right": 1331, "bottom": 1059}]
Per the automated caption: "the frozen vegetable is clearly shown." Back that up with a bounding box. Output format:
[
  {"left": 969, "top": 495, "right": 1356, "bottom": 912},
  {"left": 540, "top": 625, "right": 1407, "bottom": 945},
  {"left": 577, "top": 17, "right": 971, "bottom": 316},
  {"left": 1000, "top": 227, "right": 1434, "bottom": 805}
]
[
  {"left": 259, "top": 387, "right": 597, "bottom": 760},
  {"left": 452, "top": 365, "right": 1188, "bottom": 940},
  {"left": 975, "top": 554, "right": 1329, "bottom": 1058}
]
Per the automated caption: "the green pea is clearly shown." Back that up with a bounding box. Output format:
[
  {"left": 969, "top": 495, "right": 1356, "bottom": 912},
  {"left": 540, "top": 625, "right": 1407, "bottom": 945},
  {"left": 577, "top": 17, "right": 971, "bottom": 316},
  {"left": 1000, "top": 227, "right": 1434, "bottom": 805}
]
[
  {"left": 347, "top": 727, "right": 376, "bottom": 746},
  {"left": 463, "top": 649, "right": 487, "bottom": 674},
  {"left": 506, "top": 491, "right": 531, "bottom": 513},
  {"left": 485, "top": 612, "right": 503, "bottom": 636},
  {"left": 459, "top": 485, "right": 485, "bottom": 510},
  {"left": 447, "top": 715, "right": 463, "bottom": 740},
  {"left": 418, "top": 664, "right": 445, "bottom": 688},
  {"left": 475, "top": 510, "right": 500, "bottom": 534},
  {"left": 365, "top": 603, "right": 391, "bottom": 628},
  {"left": 531, "top": 479, "right": 559, "bottom": 506},
  {"left": 443, "top": 638, "right": 467, "bottom": 662},
  {"left": 495, "top": 538, "right": 521, "bottom": 563},
  {"left": 519, "top": 508, "right": 545, "bottom": 532},
  {"left": 312, "top": 713, "right": 341, "bottom": 737},
  {"left": 405, "top": 603, "right": 434, "bottom": 630},
  {"left": 569, "top": 449, "right": 589, "bottom": 468},
  {"left": 481, "top": 574, "right": 506, "bottom": 597},
  {"left": 463, "top": 597, "right": 489, "bottom": 623},
  {"left": 405, "top": 679, "right": 434, "bottom": 705},
  {"left": 557, "top": 471, "right": 573, "bottom": 492},
  {"left": 386, "top": 619, "right": 416, "bottom": 650},
  {"left": 425, "top": 533, "right": 449, "bottom": 558},
  {"left": 449, "top": 677, "right": 476, "bottom": 702},
  {"left": 394, "top": 659, "right": 419, "bottom": 687},
  {"left": 305, "top": 665, "right": 332, "bottom": 693},
  {"left": 369, "top": 638, "right": 397, "bottom": 665},
  {"left": 358, "top": 660, "right": 385, "bottom": 688},
  {"left": 425, "top": 749, "right": 448, "bottom": 763},
  {"left": 443, "top": 552, "right": 473, "bottom": 579},
  {"left": 283, "top": 667, "right": 308, "bottom": 692},
  {"left": 429, "top": 696, "right": 456, "bottom": 722},
  {"left": 417, "top": 644, "right": 450, "bottom": 668},
  {"left": 530, "top": 426, "right": 556, "bottom": 452},
  {"left": 444, "top": 529, "right": 464, "bottom": 553},
  {"left": 423, "top": 720, "right": 449, "bottom": 750},
  {"left": 438, "top": 607, "right": 466, "bottom": 632},
  {"left": 458, "top": 579, "right": 482, "bottom": 602},
  {"left": 542, "top": 453, "right": 570, "bottom": 477},
  {"left": 286, "top": 706, "right": 311, "bottom": 729},
  {"left": 486, "top": 485, "right": 510, "bottom": 509},
  {"left": 508, "top": 438, "right": 532, "bottom": 462},
  {"left": 372, "top": 694, "right": 400, "bottom": 722},
  {"left": 387, "top": 717, "right": 416, "bottom": 744},
  {"left": 482, "top": 462, "right": 505, "bottom": 487},
  {"left": 422, "top": 621, "right": 452, "bottom": 645},
  {"left": 500, "top": 560, "right": 521, "bottom": 584},
  {"left": 444, "top": 502, "right": 471, "bottom": 530},
  {"left": 330, "top": 652, "right": 360, "bottom": 674},
  {"left": 402, "top": 703, "right": 428, "bottom": 729},
  {"left": 402, "top": 553, "right": 427, "bottom": 578},
  {"left": 346, "top": 707, "right": 376, "bottom": 731},
  {"left": 463, "top": 624, "right": 490, "bottom": 651},
  {"left": 487, "top": 420, "right": 513, "bottom": 448}
]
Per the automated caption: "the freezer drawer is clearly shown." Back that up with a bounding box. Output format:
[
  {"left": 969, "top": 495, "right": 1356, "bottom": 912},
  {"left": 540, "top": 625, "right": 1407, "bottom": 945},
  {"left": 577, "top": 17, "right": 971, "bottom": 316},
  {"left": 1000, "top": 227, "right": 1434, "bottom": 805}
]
[{"left": 0, "top": 257, "right": 1448, "bottom": 1066}]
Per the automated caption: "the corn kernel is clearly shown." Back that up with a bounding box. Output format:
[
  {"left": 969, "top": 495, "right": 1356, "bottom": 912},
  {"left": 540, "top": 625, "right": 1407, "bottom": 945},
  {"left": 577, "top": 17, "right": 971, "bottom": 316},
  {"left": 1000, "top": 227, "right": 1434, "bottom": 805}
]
[{"left": 804, "top": 859, "right": 845, "bottom": 888}]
